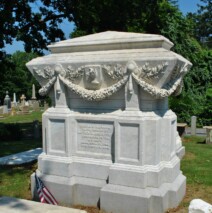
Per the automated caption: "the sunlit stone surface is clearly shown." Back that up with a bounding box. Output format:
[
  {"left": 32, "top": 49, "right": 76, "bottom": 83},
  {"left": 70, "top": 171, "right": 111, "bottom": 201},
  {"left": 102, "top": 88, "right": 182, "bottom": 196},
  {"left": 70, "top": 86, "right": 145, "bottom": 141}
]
[{"left": 27, "top": 31, "right": 192, "bottom": 213}]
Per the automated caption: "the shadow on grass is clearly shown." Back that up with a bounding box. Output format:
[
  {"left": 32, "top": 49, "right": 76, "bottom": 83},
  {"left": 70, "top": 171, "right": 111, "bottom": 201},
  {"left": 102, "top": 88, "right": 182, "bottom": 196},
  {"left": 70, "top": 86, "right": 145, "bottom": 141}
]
[
  {"left": 197, "top": 140, "right": 206, "bottom": 144},
  {"left": 0, "top": 120, "right": 42, "bottom": 158},
  {"left": 0, "top": 163, "right": 37, "bottom": 178},
  {"left": 0, "top": 139, "right": 42, "bottom": 158}
]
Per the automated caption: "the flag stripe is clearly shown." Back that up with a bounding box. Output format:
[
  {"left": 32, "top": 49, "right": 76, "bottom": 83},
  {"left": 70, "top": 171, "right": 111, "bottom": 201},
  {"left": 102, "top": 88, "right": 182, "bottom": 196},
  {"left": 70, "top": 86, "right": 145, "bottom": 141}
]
[
  {"left": 35, "top": 173, "right": 58, "bottom": 205},
  {"left": 43, "top": 187, "right": 58, "bottom": 205}
]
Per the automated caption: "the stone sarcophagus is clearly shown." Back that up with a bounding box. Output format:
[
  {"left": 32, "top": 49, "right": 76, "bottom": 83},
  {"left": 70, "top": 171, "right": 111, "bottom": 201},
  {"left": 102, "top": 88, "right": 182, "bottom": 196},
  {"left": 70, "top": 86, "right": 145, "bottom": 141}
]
[{"left": 27, "top": 31, "right": 192, "bottom": 213}]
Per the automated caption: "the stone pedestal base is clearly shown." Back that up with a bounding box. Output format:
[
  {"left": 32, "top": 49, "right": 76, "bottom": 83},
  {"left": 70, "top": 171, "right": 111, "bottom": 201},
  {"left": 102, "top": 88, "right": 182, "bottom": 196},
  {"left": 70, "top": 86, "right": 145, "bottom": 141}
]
[
  {"left": 31, "top": 108, "right": 186, "bottom": 212},
  {"left": 31, "top": 170, "right": 106, "bottom": 206},
  {"left": 31, "top": 171, "right": 185, "bottom": 213},
  {"left": 101, "top": 174, "right": 186, "bottom": 213}
]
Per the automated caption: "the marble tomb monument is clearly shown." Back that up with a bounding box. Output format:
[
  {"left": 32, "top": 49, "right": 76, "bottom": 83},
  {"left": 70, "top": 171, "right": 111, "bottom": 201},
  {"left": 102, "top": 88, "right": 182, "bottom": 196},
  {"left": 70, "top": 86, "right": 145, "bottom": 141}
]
[{"left": 27, "top": 31, "right": 192, "bottom": 213}]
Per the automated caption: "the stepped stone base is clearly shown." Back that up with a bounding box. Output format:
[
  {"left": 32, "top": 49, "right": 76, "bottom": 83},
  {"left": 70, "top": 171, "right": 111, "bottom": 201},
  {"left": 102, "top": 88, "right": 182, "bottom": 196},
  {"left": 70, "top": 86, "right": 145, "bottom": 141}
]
[
  {"left": 101, "top": 174, "right": 186, "bottom": 213},
  {"left": 31, "top": 171, "right": 186, "bottom": 213}
]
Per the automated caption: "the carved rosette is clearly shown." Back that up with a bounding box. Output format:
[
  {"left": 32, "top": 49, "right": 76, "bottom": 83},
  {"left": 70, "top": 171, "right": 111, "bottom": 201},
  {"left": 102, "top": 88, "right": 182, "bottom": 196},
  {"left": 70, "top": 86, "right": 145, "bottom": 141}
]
[{"left": 33, "top": 61, "right": 190, "bottom": 101}]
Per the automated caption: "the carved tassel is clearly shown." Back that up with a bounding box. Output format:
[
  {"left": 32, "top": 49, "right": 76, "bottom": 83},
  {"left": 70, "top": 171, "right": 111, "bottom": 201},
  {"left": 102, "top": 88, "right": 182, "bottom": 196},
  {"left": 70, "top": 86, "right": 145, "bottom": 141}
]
[
  {"left": 128, "top": 75, "right": 133, "bottom": 94},
  {"left": 56, "top": 76, "right": 61, "bottom": 94}
]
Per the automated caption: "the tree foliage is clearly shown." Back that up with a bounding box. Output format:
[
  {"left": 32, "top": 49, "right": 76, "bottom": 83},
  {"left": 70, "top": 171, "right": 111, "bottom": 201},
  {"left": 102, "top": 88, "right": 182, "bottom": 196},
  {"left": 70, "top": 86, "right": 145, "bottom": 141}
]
[
  {"left": 187, "top": 0, "right": 212, "bottom": 48},
  {"left": 160, "top": 1, "right": 212, "bottom": 125},
  {"left": 0, "top": 51, "right": 39, "bottom": 103},
  {"left": 70, "top": 0, "right": 212, "bottom": 125},
  {"left": 0, "top": 0, "right": 67, "bottom": 58},
  {"left": 0, "top": 0, "right": 211, "bottom": 125}
]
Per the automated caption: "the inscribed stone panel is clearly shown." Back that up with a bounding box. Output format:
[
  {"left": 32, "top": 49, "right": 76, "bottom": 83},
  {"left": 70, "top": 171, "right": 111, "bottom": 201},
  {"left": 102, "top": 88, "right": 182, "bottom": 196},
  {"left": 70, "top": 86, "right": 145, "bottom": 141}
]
[
  {"left": 77, "top": 120, "right": 113, "bottom": 154},
  {"left": 119, "top": 123, "right": 139, "bottom": 161},
  {"left": 49, "top": 119, "right": 66, "bottom": 153}
]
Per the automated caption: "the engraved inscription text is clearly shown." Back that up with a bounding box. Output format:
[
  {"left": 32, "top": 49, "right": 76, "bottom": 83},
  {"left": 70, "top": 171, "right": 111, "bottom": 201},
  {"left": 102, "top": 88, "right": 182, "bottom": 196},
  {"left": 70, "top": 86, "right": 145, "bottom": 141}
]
[{"left": 77, "top": 121, "right": 113, "bottom": 154}]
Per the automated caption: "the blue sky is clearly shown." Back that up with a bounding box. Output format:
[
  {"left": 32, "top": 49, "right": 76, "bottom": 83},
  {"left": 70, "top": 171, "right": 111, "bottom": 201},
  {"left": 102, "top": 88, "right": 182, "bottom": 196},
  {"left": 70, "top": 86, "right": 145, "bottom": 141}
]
[{"left": 4, "top": 0, "right": 201, "bottom": 54}]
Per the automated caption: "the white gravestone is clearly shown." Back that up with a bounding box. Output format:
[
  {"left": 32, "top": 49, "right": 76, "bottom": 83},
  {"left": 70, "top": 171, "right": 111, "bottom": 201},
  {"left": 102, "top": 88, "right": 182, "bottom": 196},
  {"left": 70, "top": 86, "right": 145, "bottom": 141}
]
[
  {"left": 3, "top": 91, "right": 11, "bottom": 114},
  {"left": 26, "top": 31, "right": 192, "bottom": 213},
  {"left": 189, "top": 199, "right": 212, "bottom": 213},
  {"left": 32, "top": 84, "right": 37, "bottom": 100},
  {"left": 13, "top": 93, "right": 17, "bottom": 107},
  {"left": 191, "top": 116, "right": 197, "bottom": 136},
  {"left": 20, "top": 94, "right": 26, "bottom": 106}
]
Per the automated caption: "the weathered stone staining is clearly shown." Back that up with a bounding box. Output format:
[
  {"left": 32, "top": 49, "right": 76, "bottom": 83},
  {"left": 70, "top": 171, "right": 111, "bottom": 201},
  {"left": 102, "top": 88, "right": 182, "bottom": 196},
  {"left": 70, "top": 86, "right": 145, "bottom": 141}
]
[{"left": 26, "top": 31, "right": 192, "bottom": 213}]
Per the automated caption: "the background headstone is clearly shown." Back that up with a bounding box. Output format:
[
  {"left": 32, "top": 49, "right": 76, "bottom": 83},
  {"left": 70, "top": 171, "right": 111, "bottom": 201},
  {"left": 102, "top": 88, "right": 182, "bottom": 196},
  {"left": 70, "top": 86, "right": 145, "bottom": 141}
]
[
  {"left": 191, "top": 116, "right": 197, "bottom": 136},
  {"left": 13, "top": 93, "right": 17, "bottom": 107},
  {"left": 31, "top": 84, "right": 37, "bottom": 100},
  {"left": 20, "top": 94, "right": 26, "bottom": 106},
  {"left": 33, "top": 101, "right": 40, "bottom": 111},
  {"left": 21, "top": 105, "right": 30, "bottom": 114},
  {"left": 203, "top": 126, "right": 212, "bottom": 144},
  {"left": 3, "top": 91, "right": 11, "bottom": 112}
]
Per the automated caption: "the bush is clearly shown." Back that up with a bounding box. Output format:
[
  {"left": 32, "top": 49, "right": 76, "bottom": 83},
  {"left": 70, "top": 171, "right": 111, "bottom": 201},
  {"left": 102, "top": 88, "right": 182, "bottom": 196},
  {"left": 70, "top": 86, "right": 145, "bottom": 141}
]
[{"left": 0, "top": 123, "right": 22, "bottom": 141}]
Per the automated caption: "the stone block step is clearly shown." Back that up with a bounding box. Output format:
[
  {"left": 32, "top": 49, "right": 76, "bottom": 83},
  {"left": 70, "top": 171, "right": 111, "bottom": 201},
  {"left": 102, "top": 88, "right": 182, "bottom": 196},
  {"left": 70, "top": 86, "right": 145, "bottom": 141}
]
[{"left": 0, "top": 197, "right": 87, "bottom": 213}]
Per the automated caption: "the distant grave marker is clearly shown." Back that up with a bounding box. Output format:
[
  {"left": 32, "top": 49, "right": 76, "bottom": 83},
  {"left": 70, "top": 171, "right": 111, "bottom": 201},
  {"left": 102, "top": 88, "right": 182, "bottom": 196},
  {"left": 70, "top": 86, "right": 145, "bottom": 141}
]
[
  {"left": 31, "top": 84, "right": 37, "bottom": 100},
  {"left": 20, "top": 94, "right": 26, "bottom": 106},
  {"left": 3, "top": 91, "right": 11, "bottom": 114}
]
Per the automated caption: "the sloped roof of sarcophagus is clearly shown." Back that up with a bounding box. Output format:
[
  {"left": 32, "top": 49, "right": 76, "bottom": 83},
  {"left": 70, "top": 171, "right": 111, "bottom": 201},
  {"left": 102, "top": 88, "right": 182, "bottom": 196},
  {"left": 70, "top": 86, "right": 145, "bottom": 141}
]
[
  {"left": 26, "top": 31, "right": 192, "bottom": 100},
  {"left": 47, "top": 31, "right": 174, "bottom": 53}
]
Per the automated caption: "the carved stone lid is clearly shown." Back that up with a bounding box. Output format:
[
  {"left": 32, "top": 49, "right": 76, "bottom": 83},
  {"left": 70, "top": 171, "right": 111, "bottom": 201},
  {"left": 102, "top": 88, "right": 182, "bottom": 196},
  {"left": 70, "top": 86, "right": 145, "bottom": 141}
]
[{"left": 48, "top": 31, "right": 174, "bottom": 53}]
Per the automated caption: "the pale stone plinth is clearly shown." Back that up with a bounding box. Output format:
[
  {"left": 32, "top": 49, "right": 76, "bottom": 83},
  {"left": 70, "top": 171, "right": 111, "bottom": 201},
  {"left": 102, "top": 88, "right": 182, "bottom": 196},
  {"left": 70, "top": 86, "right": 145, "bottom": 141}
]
[
  {"left": 191, "top": 116, "right": 197, "bottom": 136},
  {"left": 177, "top": 123, "right": 187, "bottom": 137},
  {"left": 203, "top": 126, "right": 212, "bottom": 144},
  {"left": 26, "top": 31, "right": 192, "bottom": 213}
]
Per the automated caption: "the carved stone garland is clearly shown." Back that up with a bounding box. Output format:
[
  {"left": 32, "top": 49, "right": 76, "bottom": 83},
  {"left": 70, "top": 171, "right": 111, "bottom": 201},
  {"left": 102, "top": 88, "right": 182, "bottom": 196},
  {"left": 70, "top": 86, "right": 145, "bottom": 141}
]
[
  {"left": 59, "top": 75, "right": 129, "bottom": 101},
  {"left": 132, "top": 63, "right": 189, "bottom": 98},
  {"left": 33, "top": 61, "right": 189, "bottom": 100}
]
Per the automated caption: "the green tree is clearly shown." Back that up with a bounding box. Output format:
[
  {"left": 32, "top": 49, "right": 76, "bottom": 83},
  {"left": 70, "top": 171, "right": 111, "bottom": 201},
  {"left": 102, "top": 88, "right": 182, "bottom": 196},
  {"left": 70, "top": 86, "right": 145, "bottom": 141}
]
[
  {"left": 71, "top": 0, "right": 212, "bottom": 125},
  {"left": 187, "top": 0, "right": 212, "bottom": 48},
  {"left": 0, "top": 51, "right": 39, "bottom": 103},
  {"left": 0, "top": 0, "right": 181, "bottom": 56},
  {"left": 0, "top": 0, "right": 67, "bottom": 58},
  {"left": 0, "top": 0, "right": 210, "bottom": 125},
  {"left": 70, "top": 0, "right": 178, "bottom": 37}
]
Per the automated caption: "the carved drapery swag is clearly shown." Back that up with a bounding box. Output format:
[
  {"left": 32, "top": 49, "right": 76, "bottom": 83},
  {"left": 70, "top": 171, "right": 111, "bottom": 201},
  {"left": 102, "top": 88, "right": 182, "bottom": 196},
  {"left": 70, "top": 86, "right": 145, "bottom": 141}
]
[{"left": 33, "top": 61, "right": 189, "bottom": 101}]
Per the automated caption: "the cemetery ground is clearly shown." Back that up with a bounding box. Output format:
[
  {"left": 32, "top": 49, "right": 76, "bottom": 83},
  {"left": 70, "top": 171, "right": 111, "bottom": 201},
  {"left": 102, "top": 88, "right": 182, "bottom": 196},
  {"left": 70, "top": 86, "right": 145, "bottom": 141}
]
[{"left": 0, "top": 113, "right": 211, "bottom": 213}]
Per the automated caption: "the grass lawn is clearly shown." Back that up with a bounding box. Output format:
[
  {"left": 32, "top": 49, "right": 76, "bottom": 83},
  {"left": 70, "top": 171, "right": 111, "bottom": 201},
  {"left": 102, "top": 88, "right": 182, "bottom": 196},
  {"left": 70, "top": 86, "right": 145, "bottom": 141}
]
[
  {"left": 0, "top": 111, "right": 42, "bottom": 157},
  {"left": 0, "top": 164, "right": 37, "bottom": 199},
  {"left": 0, "top": 111, "right": 42, "bottom": 123},
  {"left": 168, "top": 136, "right": 212, "bottom": 212},
  {"left": 0, "top": 139, "right": 42, "bottom": 158},
  {"left": 0, "top": 112, "right": 42, "bottom": 199},
  {"left": 0, "top": 128, "right": 211, "bottom": 212}
]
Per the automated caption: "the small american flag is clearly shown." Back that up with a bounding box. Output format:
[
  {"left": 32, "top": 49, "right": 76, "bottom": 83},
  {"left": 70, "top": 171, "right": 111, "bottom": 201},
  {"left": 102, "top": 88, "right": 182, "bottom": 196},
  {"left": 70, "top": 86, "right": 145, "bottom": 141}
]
[{"left": 35, "top": 173, "right": 58, "bottom": 205}]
